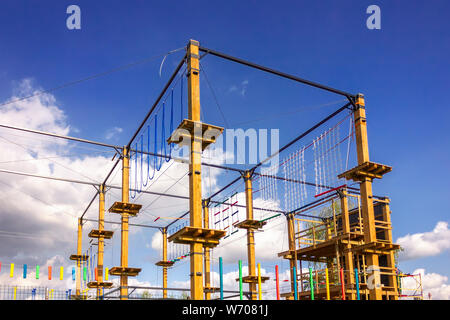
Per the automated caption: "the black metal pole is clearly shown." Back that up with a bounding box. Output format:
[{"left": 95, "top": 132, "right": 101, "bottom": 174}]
[{"left": 199, "top": 46, "right": 356, "bottom": 99}]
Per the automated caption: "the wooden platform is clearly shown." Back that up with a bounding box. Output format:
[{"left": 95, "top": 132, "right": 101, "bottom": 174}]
[
  {"left": 348, "top": 241, "right": 400, "bottom": 255},
  {"left": 338, "top": 161, "right": 392, "bottom": 182},
  {"left": 168, "top": 226, "right": 226, "bottom": 248},
  {"left": 88, "top": 229, "right": 114, "bottom": 239},
  {"left": 109, "top": 267, "right": 141, "bottom": 277},
  {"left": 87, "top": 281, "right": 114, "bottom": 289},
  {"left": 235, "top": 275, "right": 270, "bottom": 284},
  {"left": 155, "top": 260, "right": 175, "bottom": 267},
  {"left": 235, "top": 219, "right": 266, "bottom": 230},
  {"left": 70, "top": 294, "right": 88, "bottom": 300},
  {"left": 167, "top": 119, "right": 224, "bottom": 151},
  {"left": 204, "top": 286, "right": 221, "bottom": 293},
  {"left": 69, "top": 254, "right": 89, "bottom": 261},
  {"left": 108, "top": 201, "right": 142, "bottom": 216}
]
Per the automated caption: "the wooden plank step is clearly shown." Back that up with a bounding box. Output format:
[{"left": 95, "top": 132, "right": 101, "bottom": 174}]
[
  {"left": 235, "top": 275, "right": 270, "bottom": 284},
  {"left": 167, "top": 119, "right": 224, "bottom": 151},
  {"left": 235, "top": 219, "right": 266, "bottom": 230},
  {"left": 88, "top": 229, "right": 114, "bottom": 239},
  {"left": 338, "top": 161, "right": 392, "bottom": 182},
  {"left": 168, "top": 227, "right": 226, "bottom": 248},
  {"left": 108, "top": 201, "right": 142, "bottom": 216},
  {"left": 87, "top": 281, "right": 114, "bottom": 289},
  {"left": 69, "top": 254, "right": 89, "bottom": 261},
  {"left": 155, "top": 260, "right": 175, "bottom": 267},
  {"left": 109, "top": 267, "right": 141, "bottom": 277}
]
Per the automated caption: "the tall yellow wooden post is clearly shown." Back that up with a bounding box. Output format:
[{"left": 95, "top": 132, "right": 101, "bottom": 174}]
[
  {"left": 120, "top": 146, "right": 130, "bottom": 300},
  {"left": 76, "top": 218, "right": 83, "bottom": 296},
  {"left": 96, "top": 184, "right": 105, "bottom": 299},
  {"left": 187, "top": 39, "right": 204, "bottom": 300},
  {"left": 286, "top": 213, "right": 297, "bottom": 300},
  {"left": 203, "top": 199, "right": 211, "bottom": 300},
  {"left": 340, "top": 191, "right": 356, "bottom": 299},
  {"left": 353, "top": 94, "right": 382, "bottom": 300},
  {"left": 162, "top": 228, "right": 168, "bottom": 299},
  {"left": 243, "top": 170, "right": 257, "bottom": 300},
  {"left": 381, "top": 200, "right": 399, "bottom": 300}
]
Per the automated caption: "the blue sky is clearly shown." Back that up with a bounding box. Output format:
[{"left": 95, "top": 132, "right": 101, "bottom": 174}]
[{"left": 0, "top": 0, "right": 449, "bottom": 297}]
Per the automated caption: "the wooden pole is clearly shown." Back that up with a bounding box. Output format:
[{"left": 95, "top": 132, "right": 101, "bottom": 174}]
[
  {"left": 287, "top": 213, "right": 296, "bottom": 299},
  {"left": 244, "top": 170, "right": 257, "bottom": 300},
  {"left": 325, "top": 267, "right": 330, "bottom": 300},
  {"left": 76, "top": 218, "right": 83, "bottom": 296},
  {"left": 162, "top": 228, "right": 168, "bottom": 299},
  {"left": 187, "top": 39, "right": 204, "bottom": 300},
  {"left": 96, "top": 184, "right": 105, "bottom": 299},
  {"left": 257, "top": 263, "right": 262, "bottom": 300},
  {"left": 219, "top": 257, "right": 224, "bottom": 300},
  {"left": 340, "top": 191, "right": 356, "bottom": 299},
  {"left": 239, "top": 260, "right": 243, "bottom": 300},
  {"left": 355, "top": 268, "right": 361, "bottom": 300},
  {"left": 120, "top": 146, "right": 130, "bottom": 300},
  {"left": 275, "top": 265, "right": 280, "bottom": 300},
  {"left": 203, "top": 200, "right": 211, "bottom": 300},
  {"left": 340, "top": 267, "right": 346, "bottom": 300},
  {"left": 353, "top": 93, "right": 382, "bottom": 300},
  {"left": 381, "top": 200, "right": 399, "bottom": 300}
]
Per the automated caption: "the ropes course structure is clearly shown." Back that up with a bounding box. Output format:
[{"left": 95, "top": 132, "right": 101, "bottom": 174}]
[{"left": 0, "top": 39, "right": 401, "bottom": 300}]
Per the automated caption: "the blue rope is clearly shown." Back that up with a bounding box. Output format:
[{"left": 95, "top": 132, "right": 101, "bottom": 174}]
[
  {"left": 142, "top": 130, "right": 148, "bottom": 187},
  {"left": 147, "top": 124, "right": 156, "bottom": 181}
]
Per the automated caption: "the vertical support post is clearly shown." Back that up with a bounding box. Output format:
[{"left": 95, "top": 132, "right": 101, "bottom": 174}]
[
  {"left": 238, "top": 260, "right": 243, "bottom": 300},
  {"left": 340, "top": 267, "right": 346, "bottom": 300},
  {"left": 243, "top": 170, "right": 257, "bottom": 300},
  {"left": 75, "top": 218, "right": 82, "bottom": 296},
  {"left": 275, "top": 265, "right": 280, "bottom": 300},
  {"left": 203, "top": 199, "right": 211, "bottom": 300},
  {"left": 309, "top": 267, "right": 314, "bottom": 300},
  {"left": 219, "top": 257, "right": 224, "bottom": 300},
  {"left": 325, "top": 267, "right": 330, "bottom": 300},
  {"left": 96, "top": 184, "right": 105, "bottom": 299},
  {"left": 340, "top": 191, "right": 356, "bottom": 299},
  {"left": 353, "top": 93, "right": 382, "bottom": 300},
  {"left": 381, "top": 200, "right": 398, "bottom": 300},
  {"left": 355, "top": 268, "right": 361, "bottom": 300},
  {"left": 162, "top": 228, "right": 168, "bottom": 299},
  {"left": 257, "top": 263, "right": 262, "bottom": 300},
  {"left": 120, "top": 146, "right": 130, "bottom": 300},
  {"left": 293, "top": 266, "right": 298, "bottom": 300},
  {"left": 187, "top": 39, "right": 204, "bottom": 300},
  {"left": 286, "top": 213, "right": 297, "bottom": 300}
]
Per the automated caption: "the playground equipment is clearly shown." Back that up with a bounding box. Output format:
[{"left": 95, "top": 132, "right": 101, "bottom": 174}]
[
  {"left": 397, "top": 270, "right": 423, "bottom": 300},
  {"left": 0, "top": 39, "right": 402, "bottom": 300}
]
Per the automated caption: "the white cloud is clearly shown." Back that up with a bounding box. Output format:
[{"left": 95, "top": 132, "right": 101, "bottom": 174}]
[
  {"left": 105, "top": 127, "right": 123, "bottom": 140},
  {"left": 228, "top": 80, "right": 249, "bottom": 97},
  {"left": 396, "top": 221, "right": 450, "bottom": 261}
]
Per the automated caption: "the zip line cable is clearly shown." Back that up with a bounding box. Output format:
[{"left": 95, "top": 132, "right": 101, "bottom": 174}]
[{"left": 0, "top": 47, "right": 185, "bottom": 107}]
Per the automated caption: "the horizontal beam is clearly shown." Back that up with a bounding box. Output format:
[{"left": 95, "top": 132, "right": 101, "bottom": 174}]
[
  {"left": 0, "top": 123, "right": 119, "bottom": 150},
  {"left": 199, "top": 46, "right": 356, "bottom": 99},
  {"left": 83, "top": 218, "right": 161, "bottom": 230}
]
